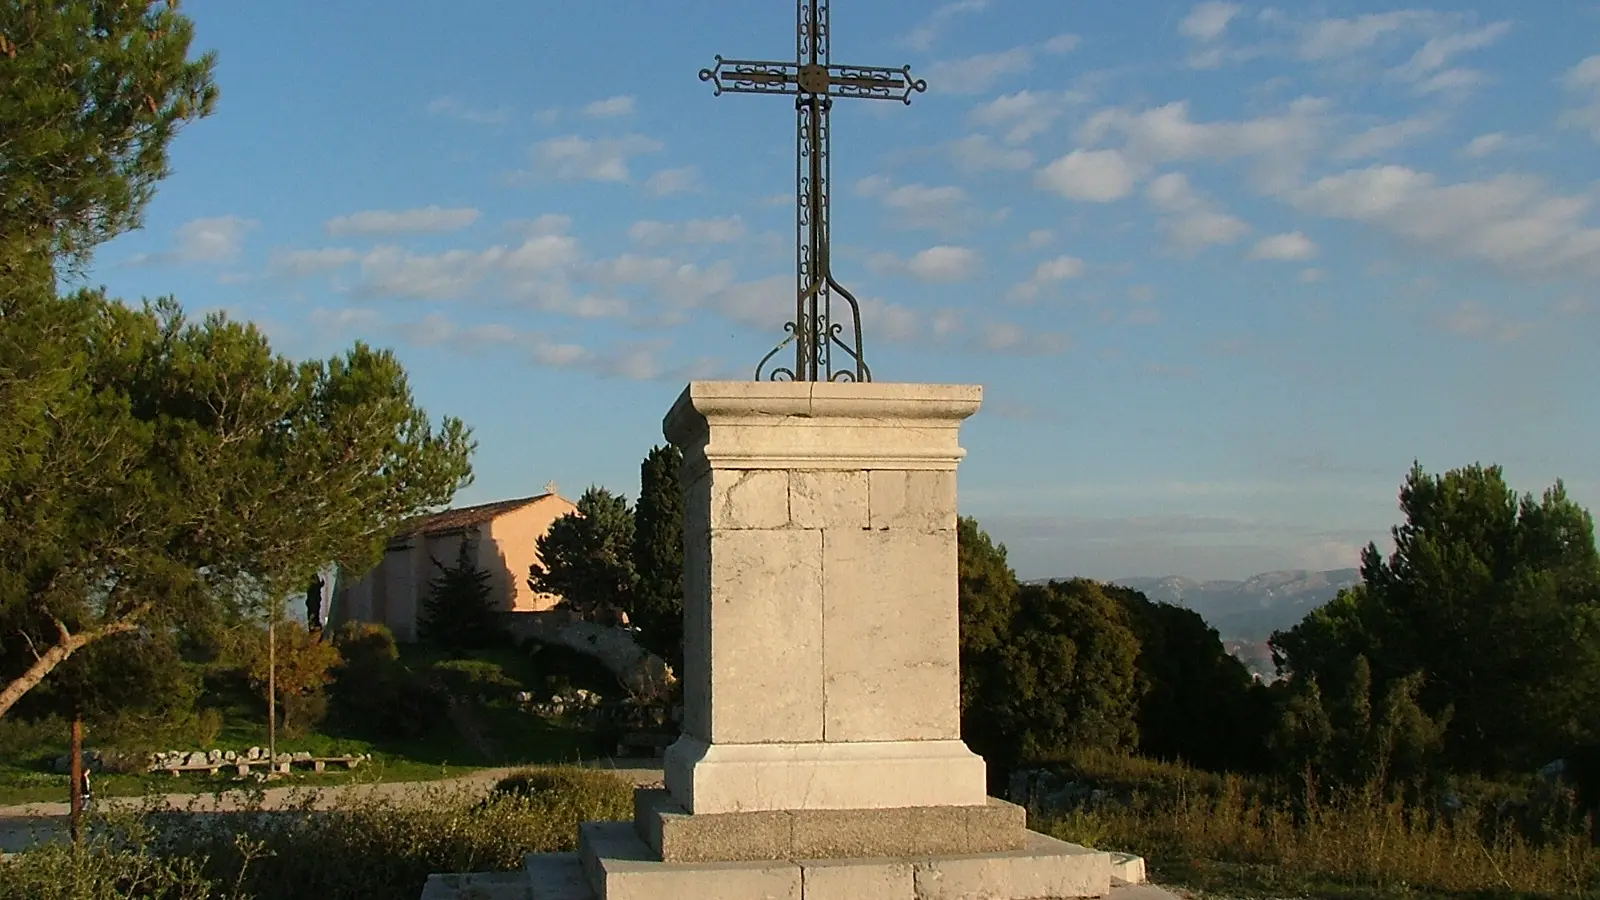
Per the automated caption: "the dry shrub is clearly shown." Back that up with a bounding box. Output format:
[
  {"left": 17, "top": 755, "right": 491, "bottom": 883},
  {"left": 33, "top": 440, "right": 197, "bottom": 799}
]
[
  {"left": 1042, "top": 755, "right": 1599, "bottom": 899},
  {"left": 0, "top": 766, "right": 633, "bottom": 900}
]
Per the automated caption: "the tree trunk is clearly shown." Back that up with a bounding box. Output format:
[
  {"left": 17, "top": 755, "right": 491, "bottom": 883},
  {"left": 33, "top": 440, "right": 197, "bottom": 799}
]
[{"left": 0, "top": 616, "right": 144, "bottom": 719}]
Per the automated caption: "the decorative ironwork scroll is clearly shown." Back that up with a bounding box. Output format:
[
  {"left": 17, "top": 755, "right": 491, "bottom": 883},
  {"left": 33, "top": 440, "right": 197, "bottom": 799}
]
[{"left": 699, "top": 0, "right": 927, "bottom": 382}]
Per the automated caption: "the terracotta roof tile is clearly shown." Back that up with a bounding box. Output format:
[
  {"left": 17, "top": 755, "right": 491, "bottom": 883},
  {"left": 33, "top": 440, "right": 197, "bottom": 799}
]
[{"left": 394, "top": 493, "right": 557, "bottom": 539}]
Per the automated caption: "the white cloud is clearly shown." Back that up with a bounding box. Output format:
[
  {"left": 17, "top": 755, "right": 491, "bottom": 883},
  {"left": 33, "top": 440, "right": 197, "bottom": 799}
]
[
  {"left": 1043, "top": 34, "right": 1080, "bottom": 54},
  {"left": 325, "top": 206, "right": 481, "bottom": 237},
  {"left": 1296, "top": 11, "right": 1430, "bottom": 61},
  {"left": 1390, "top": 21, "right": 1510, "bottom": 85},
  {"left": 508, "top": 213, "right": 574, "bottom": 237},
  {"left": 970, "top": 90, "right": 1076, "bottom": 144},
  {"left": 1036, "top": 149, "right": 1138, "bottom": 202},
  {"left": 530, "top": 134, "right": 663, "bottom": 182},
  {"left": 582, "top": 95, "right": 635, "bottom": 118},
  {"left": 628, "top": 216, "right": 746, "bottom": 247},
  {"left": 977, "top": 321, "right": 1070, "bottom": 355},
  {"left": 644, "top": 166, "right": 700, "bottom": 197},
  {"left": 1335, "top": 115, "right": 1441, "bottom": 160},
  {"left": 1080, "top": 98, "right": 1329, "bottom": 190},
  {"left": 903, "top": 0, "right": 991, "bottom": 52},
  {"left": 926, "top": 47, "right": 1033, "bottom": 95},
  {"left": 1298, "top": 267, "right": 1326, "bottom": 283},
  {"left": 1291, "top": 165, "right": 1600, "bottom": 280},
  {"left": 353, "top": 234, "right": 581, "bottom": 301},
  {"left": 1017, "top": 229, "right": 1055, "bottom": 250},
  {"left": 1437, "top": 301, "right": 1531, "bottom": 342},
  {"left": 949, "top": 135, "right": 1034, "bottom": 173},
  {"left": 1249, "top": 231, "right": 1319, "bottom": 261},
  {"left": 173, "top": 216, "right": 255, "bottom": 262},
  {"left": 908, "top": 246, "right": 983, "bottom": 283},
  {"left": 1146, "top": 172, "right": 1250, "bottom": 251},
  {"left": 425, "top": 96, "right": 509, "bottom": 125},
  {"left": 1181, "top": 2, "right": 1242, "bottom": 42},
  {"left": 856, "top": 177, "right": 973, "bottom": 229},
  {"left": 870, "top": 246, "right": 982, "bottom": 283},
  {"left": 1562, "top": 56, "right": 1600, "bottom": 142},
  {"left": 128, "top": 215, "right": 256, "bottom": 266},
  {"left": 1009, "top": 254, "right": 1085, "bottom": 301},
  {"left": 1461, "top": 132, "right": 1505, "bottom": 158},
  {"left": 270, "top": 247, "right": 359, "bottom": 277}
]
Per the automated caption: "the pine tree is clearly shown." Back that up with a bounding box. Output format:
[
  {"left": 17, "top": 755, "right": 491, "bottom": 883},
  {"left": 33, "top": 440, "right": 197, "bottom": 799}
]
[
  {"left": 419, "top": 538, "right": 500, "bottom": 651},
  {"left": 631, "top": 445, "right": 684, "bottom": 668},
  {"left": 530, "top": 487, "right": 637, "bottom": 624}
]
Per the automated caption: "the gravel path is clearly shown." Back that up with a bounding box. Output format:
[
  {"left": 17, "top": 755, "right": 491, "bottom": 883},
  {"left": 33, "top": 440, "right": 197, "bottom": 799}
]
[{"left": 0, "top": 758, "right": 664, "bottom": 853}]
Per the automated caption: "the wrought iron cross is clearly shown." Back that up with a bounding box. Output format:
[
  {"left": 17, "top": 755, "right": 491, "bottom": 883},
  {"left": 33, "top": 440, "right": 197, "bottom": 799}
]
[{"left": 700, "top": 0, "right": 927, "bottom": 382}]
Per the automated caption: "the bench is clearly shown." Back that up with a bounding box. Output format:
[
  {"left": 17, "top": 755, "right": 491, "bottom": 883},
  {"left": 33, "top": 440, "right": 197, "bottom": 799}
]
[{"left": 154, "top": 755, "right": 367, "bottom": 777}]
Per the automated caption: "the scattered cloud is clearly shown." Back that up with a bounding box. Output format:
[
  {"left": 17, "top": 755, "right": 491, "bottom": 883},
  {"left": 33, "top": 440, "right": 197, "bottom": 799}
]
[
  {"left": 856, "top": 176, "right": 975, "bottom": 229},
  {"left": 1180, "top": 2, "right": 1242, "bottom": 42},
  {"left": 1036, "top": 149, "right": 1138, "bottom": 202},
  {"left": 903, "top": 0, "right": 991, "bottom": 52},
  {"left": 1146, "top": 172, "right": 1250, "bottom": 251},
  {"left": 1290, "top": 165, "right": 1600, "bottom": 280},
  {"left": 270, "top": 247, "right": 359, "bottom": 277},
  {"left": 528, "top": 134, "right": 663, "bottom": 182},
  {"left": 507, "top": 214, "right": 574, "bottom": 237},
  {"left": 869, "top": 245, "right": 983, "bottom": 283},
  {"left": 1436, "top": 301, "right": 1531, "bottom": 342},
  {"left": 644, "top": 166, "right": 701, "bottom": 197},
  {"left": 1388, "top": 21, "right": 1510, "bottom": 94},
  {"left": 1043, "top": 34, "right": 1081, "bottom": 55},
  {"left": 927, "top": 47, "right": 1033, "bottom": 95},
  {"left": 1017, "top": 229, "right": 1055, "bottom": 251},
  {"left": 352, "top": 234, "right": 582, "bottom": 301},
  {"left": 126, "top": 215, "right": 256, "bottom": 266},
  {"left": 1458, "top": 132, "right": 1538, "bottom": 158},
  {"left": 1562, "top": 55, "right": 1600, "bottom": 142},
  {"left": 1080, "top": 98, "right": 1329, "bottom": 191},
  {"left": 1299, "top": 268, "right": 1326, "bottom": 283},
  {"left": 325, "top": 206, "right": 481, "bottom": 237},
  {"left": 581, "top": 95, "right": 635, "bottom": 118},
  {"left": 970, "top": 90, "right": 1078, "bottom": 144},
  {"left": 949, "top": 135, "right": 1034, "bottom": 173},
  {"left": 1249, "top": 231, "right": 1319, "bottom": 261},
  {"left": 1335, "top": 115, "right": 1443, "bottom": 160},
  {"left": 628, "top": 216, "right": 745, "bottom": 247},
  {"left": 425, "top": 96, "right": 509, "bottom": 125},
  {"left": 978, "top": 320, "right": 1071, "bottom": 355},
  {"left": 1010, "top": 254, "right": 1086, "bottom": 301},
  {"left": 1294, "top": 11, "right": 1433, "bottom": 62}
]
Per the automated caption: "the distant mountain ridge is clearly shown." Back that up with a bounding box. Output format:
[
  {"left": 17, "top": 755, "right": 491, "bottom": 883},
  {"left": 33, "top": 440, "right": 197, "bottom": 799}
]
[{"left": 1026, "top": 568, "right": 1362, "bottom": 640}]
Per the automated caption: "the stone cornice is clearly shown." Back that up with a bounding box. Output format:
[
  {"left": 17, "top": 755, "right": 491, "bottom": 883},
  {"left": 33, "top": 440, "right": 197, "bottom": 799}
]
[{"left": 664, "top": 382, "right": 983, "bottom": 478}]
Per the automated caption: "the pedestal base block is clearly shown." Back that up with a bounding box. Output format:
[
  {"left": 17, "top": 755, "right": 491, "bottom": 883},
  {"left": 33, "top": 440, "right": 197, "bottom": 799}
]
[
  {"left": 635, "top": 788, "right": 1027, "bottom": 862},
  {"left": 569, "top": 820, "right": 1114, "bottom": 900},
  {"left": 664, "top": 737, "right": 989, "bottom": 813}
]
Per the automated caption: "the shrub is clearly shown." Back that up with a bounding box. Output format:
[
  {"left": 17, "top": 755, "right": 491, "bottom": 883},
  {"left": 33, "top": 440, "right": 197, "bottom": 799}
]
[
  {"left": 0, "top": 837, "right": 225, "bottom": 900},
  {"left": 327, "top": 623, "right": 445, "bottom": 741},
  {"left": 430, "top": 658, "right": 520, "bottom": 701}
]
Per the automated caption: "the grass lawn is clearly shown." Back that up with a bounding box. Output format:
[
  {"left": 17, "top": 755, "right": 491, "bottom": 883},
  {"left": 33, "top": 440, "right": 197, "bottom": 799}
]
[{"left": 0, "top": 642, "right": 631, "bottom": 807}]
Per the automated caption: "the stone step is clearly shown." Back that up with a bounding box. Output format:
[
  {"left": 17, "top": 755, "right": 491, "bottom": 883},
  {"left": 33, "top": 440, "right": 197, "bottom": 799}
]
[
  {"left": 525, "top": 852, "right": 597, "bottom": 900},
  {"left": 419, "top": 870, "right": 532, "bottom": 900},
  {"left": 577, "top": 818, "right": 1115, "bottom": 900}
]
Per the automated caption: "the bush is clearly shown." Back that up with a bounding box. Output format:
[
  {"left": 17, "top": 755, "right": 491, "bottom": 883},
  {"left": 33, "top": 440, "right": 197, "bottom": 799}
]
[
  {"left": 430, "top": 658, "right": 520, "bottom": 702},
  {"left": 327, "top": 623, "right": 446, "bottom": 741},
  {"left": 0, "top": 838, "right": 224, "bottom": 900}
]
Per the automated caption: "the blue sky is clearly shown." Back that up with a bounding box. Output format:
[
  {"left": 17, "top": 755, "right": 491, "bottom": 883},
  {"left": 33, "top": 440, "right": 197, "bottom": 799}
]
[{"left": 82, "top": 0, "right": 1600, "bottom": 581}]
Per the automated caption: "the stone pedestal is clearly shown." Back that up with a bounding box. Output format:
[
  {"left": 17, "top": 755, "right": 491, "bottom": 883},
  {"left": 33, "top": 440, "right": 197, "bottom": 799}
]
[
  {"left": 662, "top": 381, "right": 988, "bottom": 815},
  {"left": 422, "top": 382, "right": 1147, "bottom": 900}
]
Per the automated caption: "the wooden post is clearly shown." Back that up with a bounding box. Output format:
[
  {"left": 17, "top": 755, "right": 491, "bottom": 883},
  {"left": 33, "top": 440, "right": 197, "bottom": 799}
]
[
  {"left": 267, "top": 612, "right": 277, "bottom": 771},
  {"left": 68, "top": 718, "right": 83, "bottom": 845}
]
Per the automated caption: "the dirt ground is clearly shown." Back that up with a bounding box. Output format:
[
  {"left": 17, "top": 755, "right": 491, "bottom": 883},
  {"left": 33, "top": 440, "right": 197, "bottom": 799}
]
[{"left": 0, "top": 759, "right": 664, "bottom": 854}]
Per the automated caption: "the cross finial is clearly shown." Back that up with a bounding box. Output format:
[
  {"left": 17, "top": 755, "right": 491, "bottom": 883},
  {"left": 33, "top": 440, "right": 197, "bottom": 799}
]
[
  {"left": 700, "top": 0, "right": 927, "bottom": 383},
  {"left": 544, "top": 480, "right": 558, "bottom": 496}
]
